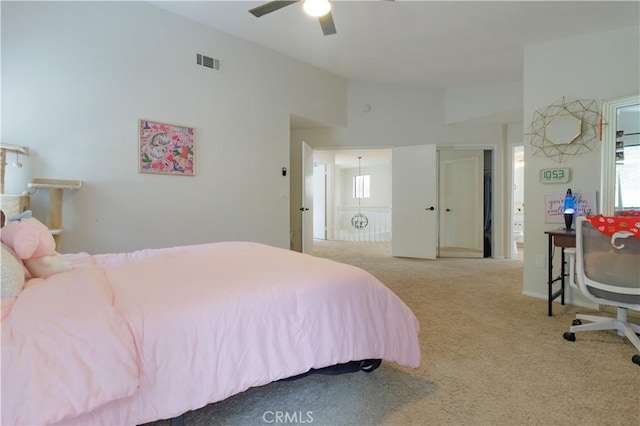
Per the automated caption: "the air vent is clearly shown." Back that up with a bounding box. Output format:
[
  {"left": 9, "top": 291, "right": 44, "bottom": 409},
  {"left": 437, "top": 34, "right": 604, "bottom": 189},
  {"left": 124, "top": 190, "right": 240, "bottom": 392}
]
[{"left": 196, "top": 53, "right": 220, "bottom": 71}]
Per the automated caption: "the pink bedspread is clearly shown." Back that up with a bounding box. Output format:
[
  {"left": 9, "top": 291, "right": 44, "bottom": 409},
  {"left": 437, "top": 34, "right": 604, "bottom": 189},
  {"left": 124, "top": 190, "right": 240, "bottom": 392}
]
[
  {"left": 1, "top": 254, "right": 139, "bottom": 425},
  {"left": 2, "top": 242, "right": 420, "bottom": 425}
]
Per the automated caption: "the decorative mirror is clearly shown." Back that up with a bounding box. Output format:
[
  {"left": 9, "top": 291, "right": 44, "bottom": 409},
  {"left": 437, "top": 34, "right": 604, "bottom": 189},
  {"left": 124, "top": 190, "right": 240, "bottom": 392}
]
[
  {"left": 601, "top": 94, "right": 640, "bottom": 215},
  {"left": 545, "top": 113, "right": 582, "bottom": 145},
  {"left": 527, "top": 97, "right": 601, "bottom": 163}
]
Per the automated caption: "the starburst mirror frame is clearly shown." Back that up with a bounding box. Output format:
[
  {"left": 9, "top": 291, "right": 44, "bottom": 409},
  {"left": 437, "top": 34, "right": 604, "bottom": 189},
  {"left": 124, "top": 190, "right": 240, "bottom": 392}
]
[{"left": 527, "top": 97, "right": 601, "bottom": 163}]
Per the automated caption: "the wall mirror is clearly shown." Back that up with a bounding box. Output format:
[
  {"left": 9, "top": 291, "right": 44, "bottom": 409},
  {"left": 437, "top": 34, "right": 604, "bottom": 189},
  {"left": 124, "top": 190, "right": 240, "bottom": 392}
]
[
  {"left": 528, "top": 97, "right": 600, "bottom": 163},
  {"left": 601, "top": 94, "right": 640, "bottom": 215},
  {"left": 544, "top": 113, "right": 582, "bottom": 145}
]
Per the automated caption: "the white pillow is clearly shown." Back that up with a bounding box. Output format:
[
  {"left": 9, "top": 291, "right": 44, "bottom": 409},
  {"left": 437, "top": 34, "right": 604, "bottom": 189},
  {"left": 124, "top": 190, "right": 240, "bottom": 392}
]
[{"left": 1, "top": 243, "right": 26, "bottom": 298}]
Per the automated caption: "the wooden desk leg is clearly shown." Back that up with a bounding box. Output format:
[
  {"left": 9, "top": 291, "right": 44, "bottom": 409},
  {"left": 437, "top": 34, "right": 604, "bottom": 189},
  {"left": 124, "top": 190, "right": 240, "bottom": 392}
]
[{"left": 548, "top": 234, "right": 553, "bottom": 316}]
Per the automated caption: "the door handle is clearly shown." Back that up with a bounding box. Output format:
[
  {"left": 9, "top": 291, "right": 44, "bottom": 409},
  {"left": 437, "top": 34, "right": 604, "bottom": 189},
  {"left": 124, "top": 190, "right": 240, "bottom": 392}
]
[
  {"left": 299, "top": 207, "right": 309, "bottom": 211},
  {"left": 425, "top": 206, "right": 435, "bottom": 211}
]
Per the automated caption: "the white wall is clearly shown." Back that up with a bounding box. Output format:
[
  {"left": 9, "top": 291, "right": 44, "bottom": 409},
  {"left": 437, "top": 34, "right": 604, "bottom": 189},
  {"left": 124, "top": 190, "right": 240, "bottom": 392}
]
[
  {"left": 2, "top": 1, "right": 347, "bottom": 254},
  {"left": 522, "top": 26, "right": 640, "bottom": 306},
  {"left": 445, "top": 81, "right": 523, "bottom": 124},
  {"left": 347, "top": 80, "right": 446, "bottom": 147}
]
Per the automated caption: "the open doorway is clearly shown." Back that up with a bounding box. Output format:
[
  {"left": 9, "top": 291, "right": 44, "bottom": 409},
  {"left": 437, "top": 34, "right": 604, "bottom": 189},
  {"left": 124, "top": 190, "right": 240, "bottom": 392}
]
[
  {"left": 312, "top": 149, "right": 392, "bottom": 243},
  {"left": 437, "top": 149, "right": 493, "bottom": 258},
  {"left": 512, "top": 145, "right": 524, "bottom": 259}
]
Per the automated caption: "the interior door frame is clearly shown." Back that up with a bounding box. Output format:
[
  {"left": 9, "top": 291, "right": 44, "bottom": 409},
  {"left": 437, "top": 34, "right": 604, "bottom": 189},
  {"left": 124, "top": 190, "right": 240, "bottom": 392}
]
[
  {"left": 437, "top": 144, "right": 498, "bottom": 258},
  {"left": 301, "top": 141, "right": 314, "bottom": 253},
  {"left": 509, "top": 144, "right": 524, "bottom": 259},
  {"left": 438, "top": 150, "right": 484, "bottom": 257}
]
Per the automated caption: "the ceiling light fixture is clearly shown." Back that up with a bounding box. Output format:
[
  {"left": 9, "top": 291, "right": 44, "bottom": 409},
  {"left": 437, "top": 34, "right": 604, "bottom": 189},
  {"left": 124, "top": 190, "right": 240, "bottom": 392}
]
[{"left": 303, "top": 0, "right": 331, "bottom": 17}]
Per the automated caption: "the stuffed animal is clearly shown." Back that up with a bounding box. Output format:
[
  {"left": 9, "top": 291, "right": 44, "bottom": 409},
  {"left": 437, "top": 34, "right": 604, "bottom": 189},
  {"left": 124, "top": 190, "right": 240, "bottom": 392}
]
[
  {"left": 0, "top": 211, "right": 71, "bottom": 278},
  {"left": 1, "top": 242, "right": 25, "bottom": 298}
]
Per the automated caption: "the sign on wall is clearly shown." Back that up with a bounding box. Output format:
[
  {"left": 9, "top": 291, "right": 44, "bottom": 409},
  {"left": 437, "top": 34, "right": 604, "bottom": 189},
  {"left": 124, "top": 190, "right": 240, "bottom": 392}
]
[{"left": 544, "top": 190, "right": 597, "bottom": 223}]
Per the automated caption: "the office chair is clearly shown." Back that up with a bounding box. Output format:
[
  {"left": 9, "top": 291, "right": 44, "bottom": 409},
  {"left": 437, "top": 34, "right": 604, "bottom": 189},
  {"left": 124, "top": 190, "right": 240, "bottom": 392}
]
[{"left": 563, "top": 216, "right": 640, "bottom": 366}]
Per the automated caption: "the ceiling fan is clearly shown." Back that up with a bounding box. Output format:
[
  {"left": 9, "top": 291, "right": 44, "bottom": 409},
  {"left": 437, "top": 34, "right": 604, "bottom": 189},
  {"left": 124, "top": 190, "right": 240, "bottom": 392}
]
[{"left": 249, "top": 0, "right": 337, "bottom": 36}]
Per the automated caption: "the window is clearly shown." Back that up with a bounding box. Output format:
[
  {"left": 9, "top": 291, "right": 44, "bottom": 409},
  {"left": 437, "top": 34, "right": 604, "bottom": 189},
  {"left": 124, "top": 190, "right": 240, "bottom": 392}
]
[
  {"left": 353, "top": 174, "right": 370, "bottom": 199},
  {"left": 615, "top": 142, "right": 640, "bottom": 210},
  {"left": 615, "top": 104, "right": 640, "bottom": 211}
]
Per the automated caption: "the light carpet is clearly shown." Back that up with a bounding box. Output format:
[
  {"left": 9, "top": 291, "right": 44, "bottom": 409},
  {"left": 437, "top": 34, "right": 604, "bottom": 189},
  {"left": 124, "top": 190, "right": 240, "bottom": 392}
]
[{"left": 144, "top": 240, "right": 640, "bottom": 426}]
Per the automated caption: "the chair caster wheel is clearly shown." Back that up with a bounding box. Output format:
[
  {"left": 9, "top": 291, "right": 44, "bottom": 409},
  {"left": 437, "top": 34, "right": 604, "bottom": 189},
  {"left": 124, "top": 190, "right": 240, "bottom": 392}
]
[
  {"left": 572, "top": 319, "right": 582, "bottom": 326},
  {"left": 632, "top": 355, "right": 640, "bottom": 366},
  {"left": 563, "top": 332, "right": 576, "bottom": 342}
]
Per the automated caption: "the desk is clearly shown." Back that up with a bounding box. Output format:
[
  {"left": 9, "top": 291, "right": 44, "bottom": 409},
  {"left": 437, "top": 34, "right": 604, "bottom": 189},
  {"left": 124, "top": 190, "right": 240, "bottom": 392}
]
[{"left": 544, "top": 229, "right": 576, "bottom": 316}]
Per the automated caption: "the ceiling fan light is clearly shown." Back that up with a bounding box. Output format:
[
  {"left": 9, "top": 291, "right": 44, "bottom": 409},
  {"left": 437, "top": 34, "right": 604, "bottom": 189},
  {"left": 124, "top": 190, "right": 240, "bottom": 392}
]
[{"left": 303, "top": 0, "right": 331, "bottom": 17}]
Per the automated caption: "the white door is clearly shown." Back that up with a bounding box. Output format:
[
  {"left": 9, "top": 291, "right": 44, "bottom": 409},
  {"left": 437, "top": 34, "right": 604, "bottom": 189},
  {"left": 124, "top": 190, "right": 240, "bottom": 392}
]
[
  {"left": 439, "top": 150, "right": 483, "bottom": 258},
  {"left": 392, "top": 144, "right": 438, "bottom": 259},
  {"left": 301, "top": 141, "right": 314, "bottom": 253}
]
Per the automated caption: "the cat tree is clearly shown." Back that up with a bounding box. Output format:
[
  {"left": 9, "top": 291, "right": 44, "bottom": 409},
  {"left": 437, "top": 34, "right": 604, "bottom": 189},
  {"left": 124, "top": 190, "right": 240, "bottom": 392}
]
[
  {"left": 1, "top": 143, "right": 81, "bottom": 249},
  {"left": 0, "top": 143, "right": 31, "bottom": 217}
]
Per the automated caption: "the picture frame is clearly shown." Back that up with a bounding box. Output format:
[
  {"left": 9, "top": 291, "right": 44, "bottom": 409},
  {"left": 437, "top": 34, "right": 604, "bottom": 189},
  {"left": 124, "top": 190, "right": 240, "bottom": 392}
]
[
  {"left": 544, "top": 190, "right": 597, "bottom": 223},
  {"left": 139, "top": 119, "right": 195, "bottom": 176}
]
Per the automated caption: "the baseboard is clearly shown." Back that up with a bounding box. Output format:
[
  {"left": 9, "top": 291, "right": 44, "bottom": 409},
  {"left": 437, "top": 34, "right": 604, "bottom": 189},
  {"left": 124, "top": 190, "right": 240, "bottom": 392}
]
[
  {"left": 521, "top": 290, "right": 599, "bottom": 311},
  {"left": 522, "top": 290, "right": 547, "bottom": 300}
]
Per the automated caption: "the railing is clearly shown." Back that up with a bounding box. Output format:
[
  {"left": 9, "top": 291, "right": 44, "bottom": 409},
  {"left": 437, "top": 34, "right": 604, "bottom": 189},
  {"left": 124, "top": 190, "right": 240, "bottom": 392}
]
[{"left": 330, "top": 206, "right": 391, "bottom": 242}]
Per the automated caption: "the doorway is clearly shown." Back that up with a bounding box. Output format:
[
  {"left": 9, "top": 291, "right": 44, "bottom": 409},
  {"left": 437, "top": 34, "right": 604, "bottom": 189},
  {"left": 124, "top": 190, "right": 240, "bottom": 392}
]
[
  {"left": 313, "top": 149, "right": 392, "bottom": 244},
  {"left": 512, "top": 145, "right": 524, "bottom": 259},
  {"left": 437, "top": 149, "right": 492, "bottom": 258}
]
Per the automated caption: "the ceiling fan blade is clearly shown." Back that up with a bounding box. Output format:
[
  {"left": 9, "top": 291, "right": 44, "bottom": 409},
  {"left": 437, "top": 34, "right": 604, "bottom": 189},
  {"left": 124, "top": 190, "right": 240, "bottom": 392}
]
[
  {"left": 319, "top": 11, "right": 337, "bottom": 36},
  {"left": 249, "top": 1, "right": 300, "bottom": 17}
]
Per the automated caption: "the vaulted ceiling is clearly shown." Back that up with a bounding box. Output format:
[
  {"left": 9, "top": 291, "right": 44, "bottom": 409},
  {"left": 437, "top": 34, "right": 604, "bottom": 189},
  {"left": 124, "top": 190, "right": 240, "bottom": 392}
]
[{"left": 151, "top": 1, "right": 639, "bottom": 90}]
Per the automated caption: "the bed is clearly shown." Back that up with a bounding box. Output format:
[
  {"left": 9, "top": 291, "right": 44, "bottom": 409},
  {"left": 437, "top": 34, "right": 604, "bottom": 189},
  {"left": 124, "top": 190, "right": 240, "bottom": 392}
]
[{"left": 1, "top": 220, "right": 421, "bottom": 425}]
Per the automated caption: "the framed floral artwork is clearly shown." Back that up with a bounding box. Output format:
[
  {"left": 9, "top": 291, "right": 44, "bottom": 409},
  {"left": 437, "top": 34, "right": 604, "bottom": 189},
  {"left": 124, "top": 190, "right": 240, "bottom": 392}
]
[{"left": 139, "top": 120, "right": 195, "bottom": 176}]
